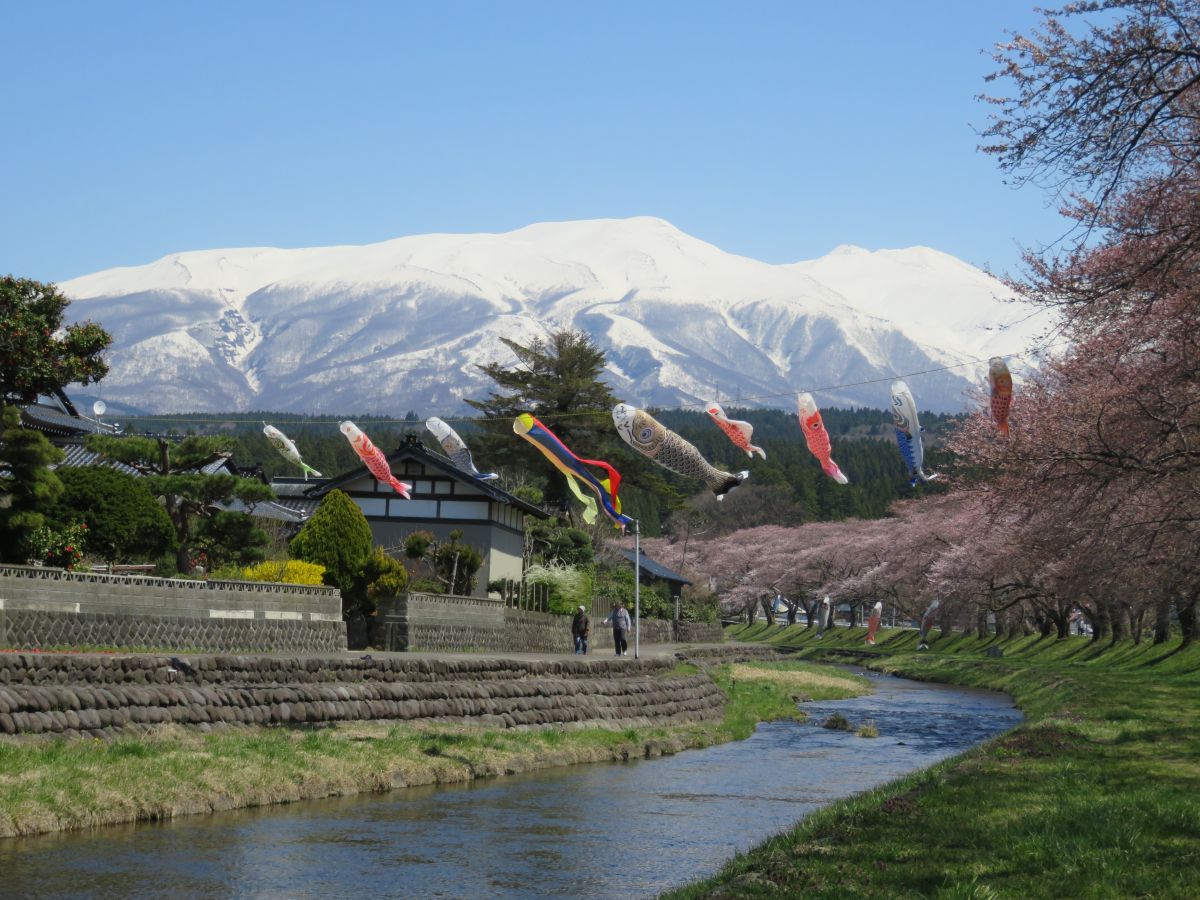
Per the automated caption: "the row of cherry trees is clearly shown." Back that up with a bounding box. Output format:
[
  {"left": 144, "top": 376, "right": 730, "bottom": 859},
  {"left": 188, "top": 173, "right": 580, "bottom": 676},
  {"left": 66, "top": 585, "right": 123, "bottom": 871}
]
[{"left": 645, "top": 3, "right": 1200, "bottom": 646}]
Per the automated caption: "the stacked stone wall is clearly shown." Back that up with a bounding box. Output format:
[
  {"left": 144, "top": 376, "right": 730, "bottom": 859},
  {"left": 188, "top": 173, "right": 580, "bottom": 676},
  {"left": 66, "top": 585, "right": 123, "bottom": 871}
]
[
  {"left": 0, "top": 565, "right": 345, "bottom": 654},
  {"left": 0, "top": 654, "right": 726, "bottom": 740}
]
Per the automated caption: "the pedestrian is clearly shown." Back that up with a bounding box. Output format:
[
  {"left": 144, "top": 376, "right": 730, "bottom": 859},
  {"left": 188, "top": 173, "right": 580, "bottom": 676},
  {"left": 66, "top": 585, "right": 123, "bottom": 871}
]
[
  {"left": 605, "top": 599, "right": 631, "bottom": 656},
  {"left": 571, "top": 604, "right": 590, "bottom": 655}
]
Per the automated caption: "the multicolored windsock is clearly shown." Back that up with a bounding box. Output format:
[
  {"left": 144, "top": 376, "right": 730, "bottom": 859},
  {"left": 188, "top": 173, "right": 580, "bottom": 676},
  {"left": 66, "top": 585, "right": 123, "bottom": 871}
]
[
  {"left": 988, "top": 357, "right": 1013, "bottom": 438},
  {"left": 796, "top": 392, "right": 849, "bottom": 484},
  {"left": 866, "top": 601, "right": 883, "bottom": 645},
  {"left": 705, "top": 401, "right": 766, "bottom": 459},
  {"left": 426, "top": 416, "right": 498, "bottom": 480},
  {"left": 612, "top": 403, "right": 748, "bottom": 500},
  {"left": 890, "top": 380, "right": 939, "bottom": 486},
  {"left": 339, "top": 421, "right": 412, "bottom": 499},
  {"left": 262, "top": 423, "right": 322, "bottom": 480},
  {"left": 512, "top": 413, "right": 632, "bottom": 530}
]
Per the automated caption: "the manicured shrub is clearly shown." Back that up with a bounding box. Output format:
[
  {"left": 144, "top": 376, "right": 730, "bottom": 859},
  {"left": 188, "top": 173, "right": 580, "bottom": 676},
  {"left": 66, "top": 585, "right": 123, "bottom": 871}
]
[
  {"left": 289, "top": 489, "right": 373, "bottom": 615},
  {"left": 242, "top": 559, "right": 327, "bottom": 585},
  {"left": 45, "top": 466, "right": 176, "bottom": 564}
]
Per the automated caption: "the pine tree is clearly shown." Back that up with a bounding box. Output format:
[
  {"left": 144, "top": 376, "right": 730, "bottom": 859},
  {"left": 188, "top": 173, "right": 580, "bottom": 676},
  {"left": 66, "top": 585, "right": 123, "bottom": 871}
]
[
  {"left": 86, "top": 433, "right": 274, "bottom": 573},
  {"left": 289, "top": 489, "right": 373, "bottom": 616},
  {"left": 0, "top": 405, "right": 65, "bottom": 560}
]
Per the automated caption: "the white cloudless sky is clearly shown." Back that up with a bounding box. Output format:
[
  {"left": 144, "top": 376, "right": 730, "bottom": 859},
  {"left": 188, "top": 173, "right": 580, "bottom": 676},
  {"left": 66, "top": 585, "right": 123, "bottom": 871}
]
[{"left": 1, "top": 0, "right": 1066, "bottom": 283}]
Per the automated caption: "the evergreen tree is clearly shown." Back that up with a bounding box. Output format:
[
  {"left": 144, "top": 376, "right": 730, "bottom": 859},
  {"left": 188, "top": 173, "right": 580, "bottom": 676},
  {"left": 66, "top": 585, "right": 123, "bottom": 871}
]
[
  {"left": 45, "top": 466, "right": 176, "bottom": 565},
  {"left": 0, "top": 405, "right": 65, "bottom": 560},
  {"left": 86, "top": 433, "right": 274, "bottom": 573},
  {"left": 465, "top": 328, "right": 676, "bottom": 509},
  {"left": 289, "top": 489, "right": 374, "bottom": 616},
  {"left": 0, "top": 276, "right": 110, "bottom": 405}
]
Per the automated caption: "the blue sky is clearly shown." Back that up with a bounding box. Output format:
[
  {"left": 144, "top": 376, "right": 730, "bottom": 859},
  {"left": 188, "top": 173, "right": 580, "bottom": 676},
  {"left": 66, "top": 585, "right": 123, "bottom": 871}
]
[{"left": 2, "top": 1, "right": 1063, "bottom": 283}]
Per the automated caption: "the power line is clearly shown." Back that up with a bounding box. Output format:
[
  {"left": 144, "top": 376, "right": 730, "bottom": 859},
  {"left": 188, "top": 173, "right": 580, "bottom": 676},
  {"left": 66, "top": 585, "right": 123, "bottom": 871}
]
[{"left": 110, "top": 339, "right": 1069, "bottom": 429}]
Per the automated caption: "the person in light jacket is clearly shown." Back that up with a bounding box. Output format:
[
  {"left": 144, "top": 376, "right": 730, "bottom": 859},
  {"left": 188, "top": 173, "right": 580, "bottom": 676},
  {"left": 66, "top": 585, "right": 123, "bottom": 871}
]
[{"left": 605, "top": 599, "right": 631, "bottom": 656}]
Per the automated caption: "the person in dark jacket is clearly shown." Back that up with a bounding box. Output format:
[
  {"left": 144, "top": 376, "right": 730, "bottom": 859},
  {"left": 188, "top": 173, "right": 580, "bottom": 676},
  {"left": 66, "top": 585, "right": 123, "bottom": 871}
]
[{"left": 571, "top": 605, "right": 591, "bottom": 655}]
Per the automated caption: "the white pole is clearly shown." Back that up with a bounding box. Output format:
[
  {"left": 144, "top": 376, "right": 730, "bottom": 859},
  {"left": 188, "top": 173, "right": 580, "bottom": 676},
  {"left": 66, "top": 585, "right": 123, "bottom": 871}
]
[{"left": 634, "top": 518, "right": 641, "bottom": 659}]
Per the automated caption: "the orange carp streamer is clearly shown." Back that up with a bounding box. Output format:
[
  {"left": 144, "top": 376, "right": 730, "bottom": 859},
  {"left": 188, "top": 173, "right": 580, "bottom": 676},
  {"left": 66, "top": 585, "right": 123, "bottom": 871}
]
[
  {"left": 339, "top": 421, "right": 412, "bottom": 499},
  {"left": 988, "top": 357, "right": 1013, "bottom": 437},
  {"left": 796, "top": 392, "right": 849, "bottom": 484},
  {"left": 705, "top": 401, "right": 766, "bottom": 459}
]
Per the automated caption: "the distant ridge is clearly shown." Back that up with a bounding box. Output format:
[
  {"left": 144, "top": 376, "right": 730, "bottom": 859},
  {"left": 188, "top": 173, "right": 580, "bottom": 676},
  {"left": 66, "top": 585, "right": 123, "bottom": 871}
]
[{"left": 61, "top": 217, "right": 1038, "bottom": 415}]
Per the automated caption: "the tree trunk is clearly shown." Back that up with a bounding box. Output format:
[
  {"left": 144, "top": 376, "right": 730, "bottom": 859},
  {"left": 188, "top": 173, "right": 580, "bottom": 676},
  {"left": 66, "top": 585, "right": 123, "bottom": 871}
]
[
  {"left": 1153, "top": 598, "right": 1174, "bottom": 645},
  {"left": 1109, "top": 602, "right": 1128, "bottom": 645},
  {"left": 1091, "top": 601, "right": 1111, "bottom": 643},
  {"left": 1038, "top": 614, "right": 1054, "bottom": 638},
  {"left": 1179, "top": 598, "right": 1198, "bottom": 647},
  {"left": 977, "top": 609, "right": 991, "bottom": 639}
]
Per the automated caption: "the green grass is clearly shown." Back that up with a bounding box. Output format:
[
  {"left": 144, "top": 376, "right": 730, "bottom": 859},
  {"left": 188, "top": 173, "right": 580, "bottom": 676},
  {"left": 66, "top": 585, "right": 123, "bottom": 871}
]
[
  {"left": 665, "top": 625, "right": 1200, "bottom": 899},
  {"left": 0, "top": 660, "right": 865, "bottom": 837}
]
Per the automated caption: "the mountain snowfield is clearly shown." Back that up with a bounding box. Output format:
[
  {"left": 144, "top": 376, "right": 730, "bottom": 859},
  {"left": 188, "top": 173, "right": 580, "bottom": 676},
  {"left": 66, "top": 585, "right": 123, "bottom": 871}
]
[{"left": 60, "top": 217, "right": 1042, "bottom": 415}]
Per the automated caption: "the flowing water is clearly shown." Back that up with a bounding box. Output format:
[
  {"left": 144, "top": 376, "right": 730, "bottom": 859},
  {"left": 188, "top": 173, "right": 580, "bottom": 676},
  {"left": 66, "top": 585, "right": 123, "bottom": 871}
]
[{"left": 0, "top": 671, "right": 1020, "bottom": 899}]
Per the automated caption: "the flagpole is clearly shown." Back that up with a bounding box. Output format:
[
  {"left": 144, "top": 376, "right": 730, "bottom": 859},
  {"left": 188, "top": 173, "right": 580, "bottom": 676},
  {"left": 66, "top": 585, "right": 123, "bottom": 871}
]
[{"left": 634, "top": 518, "right": 641, "bottom": 660}]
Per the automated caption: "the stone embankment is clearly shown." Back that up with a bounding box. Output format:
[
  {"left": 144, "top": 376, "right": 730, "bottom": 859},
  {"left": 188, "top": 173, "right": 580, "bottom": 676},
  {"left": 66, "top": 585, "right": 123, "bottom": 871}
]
[{"left": 0, "top": 653, "right": 726, "bottom": 740}]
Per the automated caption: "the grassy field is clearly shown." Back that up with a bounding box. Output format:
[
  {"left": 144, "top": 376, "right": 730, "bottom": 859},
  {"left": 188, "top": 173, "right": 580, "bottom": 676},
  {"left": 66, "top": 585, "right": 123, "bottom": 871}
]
[
  {"left": 666, "top": 624, "right": 1200, "bottom": 899},
  {"left": 0, "top": 660, "right": 867, "bottom": 838}
]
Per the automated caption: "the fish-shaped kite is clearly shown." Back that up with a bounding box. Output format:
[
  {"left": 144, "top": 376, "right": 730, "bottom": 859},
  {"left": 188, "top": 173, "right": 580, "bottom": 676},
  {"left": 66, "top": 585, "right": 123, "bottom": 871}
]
[
  {"left": 612, "top": 403, "right": 748, "bottom": 499},
  {"left": 262, "top": 423, "right": 322, "bottom": 480},
  {"left": 513, "top": 413, "right": 632, "bottom": 530},
  {"left": 563, "top": 474, "right": 599, "bottom": 525},
  {"left": 866, "top": 600, "right": 883, "bottom": 645},
  {"left": 705, "top": 401, "right": 766, "bottom": 459},
  {"left": 815, "top": 595, "right": 833, "bottom": 638},
  {"left": 890, "top": 380, "right": 939, "bottom": 486},
  {"left": 796, "top": 393, "right": 848, "bottom": 484},
  {"left": 988, "top": 357, "right": 1013, "bottom": 438},
  {"left": 917, "top": 599, "right": 941, "bottom": 650},
  {"left": 339, "top": 421, "right": 412, "bottom": 499},
  {"left": 425, "top": 416, "right": 498, "bottom": 481}
]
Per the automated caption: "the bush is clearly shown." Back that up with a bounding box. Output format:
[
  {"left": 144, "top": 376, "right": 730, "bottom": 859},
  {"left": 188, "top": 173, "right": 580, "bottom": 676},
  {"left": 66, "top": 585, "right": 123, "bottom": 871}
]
[
  {"left": 409, "top": 577, "right": 444, "bottom": 594},
  {"left": 45, "top": 467, "right": 176, "bottom": 564},
  {"left": 364, "top": 547, "right": 409, "bottom": 604},
  {"left": 524, "top": 562, "right": 593, "bottom": 614},
  {"left": 290, "top": 489, "right": 373, "bottom": 615},
  {"left": 25, "top": 522, "right": 87, "bottom": 570},
  {"left": 241, "top": 559, "right": 327, "bottom": 585}
]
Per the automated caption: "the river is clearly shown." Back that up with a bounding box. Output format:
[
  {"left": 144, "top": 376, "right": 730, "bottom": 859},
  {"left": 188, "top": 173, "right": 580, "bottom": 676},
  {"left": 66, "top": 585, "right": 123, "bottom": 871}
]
[{"left": 0, "top": 670, "right": 1020, "bottom": 899}]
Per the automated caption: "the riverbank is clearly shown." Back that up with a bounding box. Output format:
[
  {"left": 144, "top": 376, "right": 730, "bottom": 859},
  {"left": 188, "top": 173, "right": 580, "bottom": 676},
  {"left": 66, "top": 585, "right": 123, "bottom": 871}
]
[
  {"left": 0, "top": 658, "right": 867, "bottom": 838},
  {"left": 666, "top": 625, "right": 1200, "bottom": 899}
]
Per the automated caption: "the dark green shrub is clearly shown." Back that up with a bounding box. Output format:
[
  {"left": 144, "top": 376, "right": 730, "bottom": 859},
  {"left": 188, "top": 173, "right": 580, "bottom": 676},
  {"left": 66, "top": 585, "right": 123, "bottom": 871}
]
[
  {"left": 46, "top": 467, "right": 177, "bottom": 564},
  {"left": 289, "top": 489, "right": 373, "bottom": 615}
]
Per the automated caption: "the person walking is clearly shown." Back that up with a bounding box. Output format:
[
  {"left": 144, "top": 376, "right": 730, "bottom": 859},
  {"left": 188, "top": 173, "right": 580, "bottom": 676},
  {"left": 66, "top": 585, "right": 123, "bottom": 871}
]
[
  {"left": 606, "top": 599, "right": 631, "bottom": 656},
  {"left": 571, "top": 605, "right": 590, "bottom": 655}
]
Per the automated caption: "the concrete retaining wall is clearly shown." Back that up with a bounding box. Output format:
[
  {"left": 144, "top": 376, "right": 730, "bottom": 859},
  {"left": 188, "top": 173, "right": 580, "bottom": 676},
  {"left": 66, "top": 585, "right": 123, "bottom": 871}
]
[
  {"left": 0, "top": 565, "right": 346, "bottom": 654},
  {"left": 0, "top": 653, "right": 727, "bottom": 740}
]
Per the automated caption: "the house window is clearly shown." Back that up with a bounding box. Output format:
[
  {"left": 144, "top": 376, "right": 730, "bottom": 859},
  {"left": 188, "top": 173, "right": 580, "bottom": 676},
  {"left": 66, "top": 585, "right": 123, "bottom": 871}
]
[
  {"left": 390, "top": 499, "right": 439, "bottom": 518},
  {"left": 355, "top": 497, "right": 387, "bottom": 517},
  {"left": 435, "top": 481, "right": 452, "bottom": 495},
  {"left": 440, "top": 500, "right": 489, "bottom": 520}
]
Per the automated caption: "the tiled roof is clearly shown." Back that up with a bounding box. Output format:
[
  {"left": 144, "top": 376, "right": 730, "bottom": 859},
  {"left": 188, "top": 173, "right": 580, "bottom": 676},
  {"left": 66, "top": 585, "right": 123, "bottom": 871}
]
[
  {"left": 619, "top": 548, "right": 693, "bottom": 586},
  {"left": 289, "top": 437, "right": 550, "bottom": 518},
  {"left": 52, "top": 442, "right": 141, "bottom": 475}
]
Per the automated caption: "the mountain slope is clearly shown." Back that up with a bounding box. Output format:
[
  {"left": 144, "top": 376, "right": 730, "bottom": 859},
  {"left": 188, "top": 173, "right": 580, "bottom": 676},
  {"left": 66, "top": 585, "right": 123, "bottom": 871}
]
[{"left": 61, "top": 217, "right": 1041, "bottom": 415}]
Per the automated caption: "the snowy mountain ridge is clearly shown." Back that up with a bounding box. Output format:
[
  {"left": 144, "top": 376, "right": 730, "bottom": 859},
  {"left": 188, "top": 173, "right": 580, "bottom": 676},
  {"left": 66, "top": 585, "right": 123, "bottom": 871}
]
[{"left": 61, "top": 217, "right": 1040, "bottom": 415}]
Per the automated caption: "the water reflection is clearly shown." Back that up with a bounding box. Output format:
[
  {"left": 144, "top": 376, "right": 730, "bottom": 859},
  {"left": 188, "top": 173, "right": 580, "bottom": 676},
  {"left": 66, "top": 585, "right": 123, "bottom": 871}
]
[{"left": 0, "top": 672, "right": 1020, "bottom": 899}]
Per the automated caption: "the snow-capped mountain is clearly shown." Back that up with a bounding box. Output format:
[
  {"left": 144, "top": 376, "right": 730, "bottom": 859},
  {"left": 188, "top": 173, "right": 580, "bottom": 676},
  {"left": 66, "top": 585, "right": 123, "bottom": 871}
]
[{"left": 60, "top": 217, "right": 1041, "bottom": 415}]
